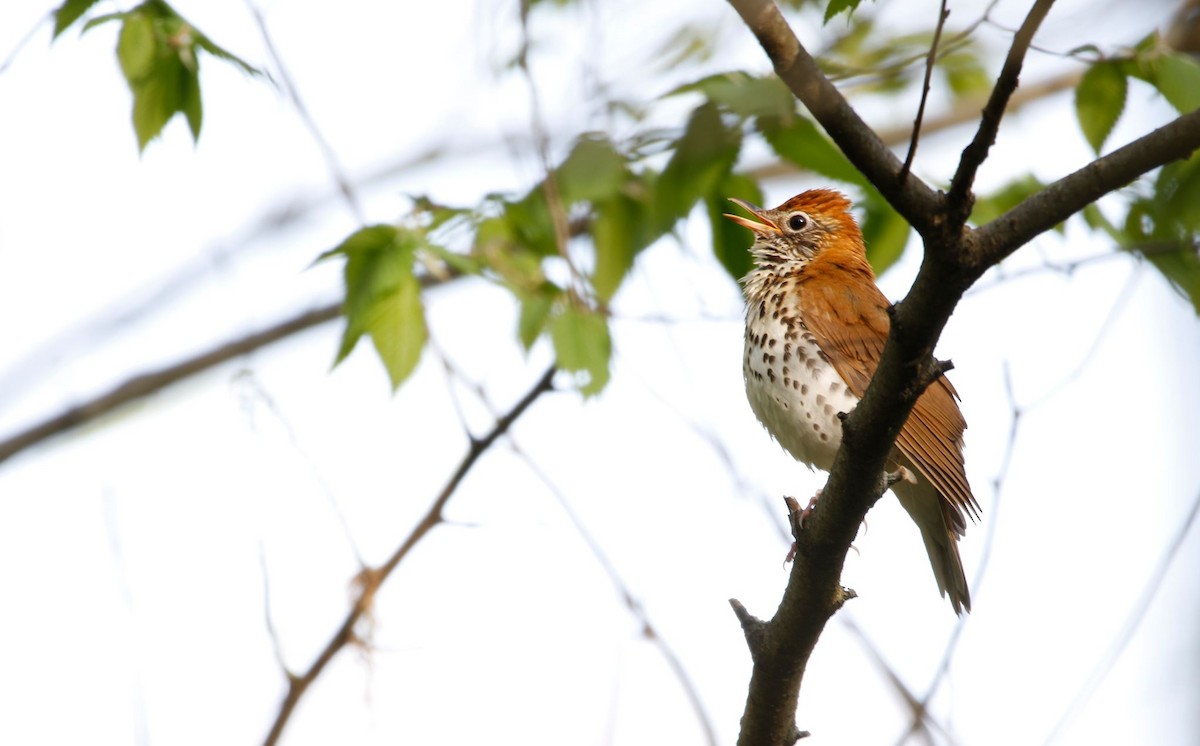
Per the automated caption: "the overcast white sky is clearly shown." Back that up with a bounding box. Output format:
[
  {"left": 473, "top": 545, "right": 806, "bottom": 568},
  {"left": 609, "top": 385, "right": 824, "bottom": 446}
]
[{"left": 1, "top": 1, "right": 1198, "bottom": 745}]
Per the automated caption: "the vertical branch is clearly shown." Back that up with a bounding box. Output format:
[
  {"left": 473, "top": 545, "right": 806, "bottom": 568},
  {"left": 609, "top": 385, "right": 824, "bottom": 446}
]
[
  {"left": 899, "top": 0, "right": 951, "bottom": 183},
  {"left": 945, "top": 0, "right": 1057, "bottom": 220}
]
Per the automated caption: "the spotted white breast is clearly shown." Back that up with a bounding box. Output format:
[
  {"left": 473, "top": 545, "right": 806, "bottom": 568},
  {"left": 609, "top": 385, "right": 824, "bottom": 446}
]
[{"left": 743, "top": 297, "right": 860, "bottom": 472}]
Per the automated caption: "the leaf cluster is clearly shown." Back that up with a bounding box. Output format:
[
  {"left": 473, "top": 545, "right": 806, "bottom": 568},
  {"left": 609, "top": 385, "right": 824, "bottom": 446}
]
[{"left": 54, "top": 0, "right": 264, "bottom": 151}]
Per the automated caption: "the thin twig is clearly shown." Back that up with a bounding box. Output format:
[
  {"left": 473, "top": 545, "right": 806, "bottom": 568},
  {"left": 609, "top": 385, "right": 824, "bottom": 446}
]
[
  {"left": 236, "top": 371, "right": 367, "bottom": 567},
  {"left": 899, "top": 0, "right": 950, "bottom": 183},
  {"left": 0, "top": 10, "right": 48, "bottom": 75},
  {"left": 946, "top": 0, "right": 1057, "bottom": 221},
  {"left": 511, "top": 442, "right": 720, "bottom": 746},
  {"left": 258, "top": 542, "right": 295, "bottom": 678},
  {"left": 246, "top": 2, "right": 364, "bottom": 223},
  {"left": 262, "top": 366, "right": 557, "bottom": 746},
  {"left": 840, "top": 616, "right": 943, "bottom": 746},
  {"left": 1039, "top": 482, "right": 1200, "bottom": 746},
  {"left": 516, "top": 0, "right": 585, "bottom": 291}
]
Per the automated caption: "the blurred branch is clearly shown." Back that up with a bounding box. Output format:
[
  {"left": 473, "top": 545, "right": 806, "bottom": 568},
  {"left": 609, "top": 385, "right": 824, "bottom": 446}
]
[
  {"left": 262, "top": 366, "right": 557, "bottom": 746},
  {"left": 512, "top": 442, "right": 719, "bottom": 746},
  {"left": 840, "top": 616, "right": 943, "bottom": 746},
  {"left": 246, "top": 1, "right": 364, "bottom": 223},
  {"left": 0, "top": 302, "right": 338, "bottom": 468},
  {"left": 0, "top": 9, "right": 47, "bottom": 75},
  {"left": 1040, "top": 482, "right": 1200, "bottom": 746},
  {"left": 893, "top": 362, "right": 1022, "bottom": 746}
]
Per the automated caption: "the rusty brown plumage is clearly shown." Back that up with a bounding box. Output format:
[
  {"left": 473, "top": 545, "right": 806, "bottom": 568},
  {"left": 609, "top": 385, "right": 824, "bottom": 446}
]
[{"left": 729, "top": 188, "right": 978, "bottom": 614}]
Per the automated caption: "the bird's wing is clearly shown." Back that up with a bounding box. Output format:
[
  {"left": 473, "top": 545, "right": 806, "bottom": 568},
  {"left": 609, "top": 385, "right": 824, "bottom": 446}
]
[{"left": 798, "top": 267, "right": 979, "bottom": 525}]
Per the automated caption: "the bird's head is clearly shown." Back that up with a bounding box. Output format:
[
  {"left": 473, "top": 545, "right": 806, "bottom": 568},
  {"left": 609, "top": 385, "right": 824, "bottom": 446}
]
[{"left": 724, "top": 189, "right": 866, "bottom": 271}]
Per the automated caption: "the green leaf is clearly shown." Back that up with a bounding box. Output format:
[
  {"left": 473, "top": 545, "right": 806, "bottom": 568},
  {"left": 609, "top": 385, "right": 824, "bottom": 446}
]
[
  {"left": 193, "top": 31, "right": 267, "bottom": 79},
  {"left": 970, "top": 174, "right": 1049, "bottom": 228},
  {"left": 367, "top": 271, "right": 428, "bottom": 390},
  {"left": 858, "top": 190, "right": 910, "bottom": 275},
  {"left": 940, "top": 51, "right": 991, "bottom": 98},
  {"left": 323, "top": 225, "right": 429, "bottom": 389},
  {"left": 504, "top": 188, "right": 558, "bottom": 257},
  {"left": 653, "top": 102, "right": 742, "bottom": 229},
  {"left": 117, "top": 11, "right": 156, "bottom": 83},
  {"left": 131, "top": 56, "right": 193, "bottom": 150},
  {"left": 1075, "top": 61, "right": 1127, "bottom": 153},
  {"left": 1140, "top": 245, "right": 1200, "bottom": 314},
  {"left": 53, "top": 0, "right": 105, "bottom": 38},
  {"left": 758, "top": 115, "right": 864, "bottom": 186},
  {"left": 824, "top": 0, "right": 867, "bottom": 23},
  {"left": 517, "top": 284, "right": 558, "bottom": 350},
  {"left": 1153, "top": 52, "right": 1200, "bottom": 114},
  {"left": 557, "top": 137, "right": 628, "bottom": 204},
  {"left": 708, "top": 172, "right": 763, "bottom": 282},
  {"left": 550, "top": 304, "right": 611, "bottom": 396},
  {"left": 592, "top": 194, "right": 639, "bottom": 301},
  {"left": 669, "top": 72, "right": 794, "bottom": 120},
  {"left": 181, "top": 57, "right": 203, "bottom": 140}
]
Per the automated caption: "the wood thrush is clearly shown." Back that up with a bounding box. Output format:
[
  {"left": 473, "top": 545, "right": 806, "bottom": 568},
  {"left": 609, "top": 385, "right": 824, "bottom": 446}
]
[{"left": 726, "top": 189, "right": 978, "bottom": 614}]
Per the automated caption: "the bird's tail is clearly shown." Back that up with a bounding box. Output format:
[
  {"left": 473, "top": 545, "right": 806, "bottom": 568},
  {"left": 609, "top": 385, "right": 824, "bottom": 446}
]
[{"left": 892, "top": 477, "right": 972, "bottom": 615}]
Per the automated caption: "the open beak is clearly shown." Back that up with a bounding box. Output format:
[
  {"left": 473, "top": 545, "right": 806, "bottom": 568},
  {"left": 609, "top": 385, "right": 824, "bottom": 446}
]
[{"left": 723, "top": 198, "right": 781, "bottom": 235}]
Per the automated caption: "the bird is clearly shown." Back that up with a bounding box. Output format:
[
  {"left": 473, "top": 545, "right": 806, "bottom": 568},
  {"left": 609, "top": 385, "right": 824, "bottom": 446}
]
[{"left": 725, "top": 188, "right": 978, "bottom": 614}]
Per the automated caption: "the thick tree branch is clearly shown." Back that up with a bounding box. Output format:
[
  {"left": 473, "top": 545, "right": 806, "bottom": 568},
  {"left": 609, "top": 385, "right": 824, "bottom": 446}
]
[
  {"left": 971, "top": 107, "right": 1200, "bottom": 268},
  {"left": 726, "top": 0, "right": 942, "bottom": 234},
  {"left": 946, "top": 0, "right": 1056, "bottom": 222},
  {"left": 262, "top": 366, "right": 557, "bottom": 746}
]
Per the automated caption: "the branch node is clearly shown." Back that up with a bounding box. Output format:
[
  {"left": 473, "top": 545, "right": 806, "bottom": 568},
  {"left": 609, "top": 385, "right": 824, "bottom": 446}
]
[
  {"left": 730, "top": 598, "right": 769, "bottom": 659},
  {"left": 833, "top": 586, "right": 858, "bottom": 611},
  {"left": 789, "top": 725, "right": 813, "bottom": 742}
]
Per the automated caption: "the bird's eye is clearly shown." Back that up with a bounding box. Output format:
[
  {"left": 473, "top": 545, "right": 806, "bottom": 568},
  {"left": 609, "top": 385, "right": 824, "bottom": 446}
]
[{"left": 787, "top": 214, "right": 808, "bottom": 231}]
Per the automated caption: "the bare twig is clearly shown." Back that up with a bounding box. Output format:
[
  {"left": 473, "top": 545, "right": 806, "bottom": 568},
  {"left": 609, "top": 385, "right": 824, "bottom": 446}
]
[
  {"left": 840, "top": 616, "right": 943, "bottom": 746},
  {"left": 262, "top": 366, "right": 557, "bottom": 746},
  {"left": 512, "top": 443, "right": 719, "bottom": 746},
  {"left": 899, "top": 0, "right": 951, "bottom": 183},
  {"left": 246, "top": 2, "right": 364, "bottom": 223},
  {"left": 1040, "top": 483, "right": 1200, "bottom": 746},
  {"left": 946, "top": 0, "right": 1057, "bottom": 221}
]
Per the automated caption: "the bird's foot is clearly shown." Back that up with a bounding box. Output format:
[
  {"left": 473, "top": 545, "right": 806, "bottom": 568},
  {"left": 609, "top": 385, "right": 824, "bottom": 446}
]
[{"left": 782, "top": 490, "right": 823, "bottom": 564}]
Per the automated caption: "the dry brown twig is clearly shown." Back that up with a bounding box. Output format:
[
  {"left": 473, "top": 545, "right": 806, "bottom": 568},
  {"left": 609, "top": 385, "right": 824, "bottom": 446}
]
[{"left": 261, "top": 365, "right": 556, "bottom": 746}]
